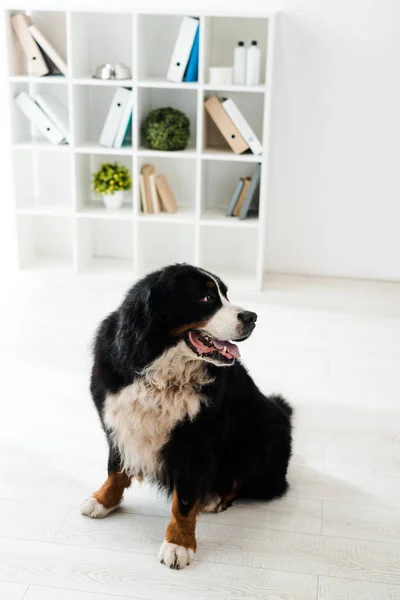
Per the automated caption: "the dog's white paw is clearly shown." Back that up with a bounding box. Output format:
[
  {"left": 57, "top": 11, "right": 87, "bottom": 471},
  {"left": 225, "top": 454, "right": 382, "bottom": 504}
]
[
  {"left": 80, "top": 496, "right": 118, "bottom": 519},
  {"left": 158, "top": 540, "right": 194, "bottom": 570}
]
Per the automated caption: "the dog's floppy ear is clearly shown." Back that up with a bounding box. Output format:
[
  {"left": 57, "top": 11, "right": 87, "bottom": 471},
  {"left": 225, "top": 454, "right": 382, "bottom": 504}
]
[{"left": 115, "top": 282, "right": 163, "bottom": 371}]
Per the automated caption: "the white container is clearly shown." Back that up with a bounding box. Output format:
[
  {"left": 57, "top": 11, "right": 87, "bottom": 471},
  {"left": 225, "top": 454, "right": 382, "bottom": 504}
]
[
  {"left": 103, "top": 190, "right": 124, "bottom": 210},
  {"left": 245, "top": 40, "right": 260, "bottom": 85},
  {"left": 209, "top": 67, "right": 233, "bottom": 85},
  {"left": 233, "top": 41, "right": 246, "bottom": 85}
]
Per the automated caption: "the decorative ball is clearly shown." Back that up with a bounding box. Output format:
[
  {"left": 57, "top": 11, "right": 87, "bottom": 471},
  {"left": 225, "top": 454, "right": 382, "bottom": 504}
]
[{"left": 144, "top": 107, "right": 190, "bottom": 151}]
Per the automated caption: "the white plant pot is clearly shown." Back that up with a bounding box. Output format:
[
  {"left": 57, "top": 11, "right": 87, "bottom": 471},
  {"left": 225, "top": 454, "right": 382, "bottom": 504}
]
[{"left": 102, "top": 190, "right": 124, "bottom": 210}]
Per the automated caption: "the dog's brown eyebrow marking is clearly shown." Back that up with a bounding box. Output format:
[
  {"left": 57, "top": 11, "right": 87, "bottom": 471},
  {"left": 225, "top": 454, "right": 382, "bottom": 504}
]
[
  {"left": 206, "top": 280, "right": 216, "bottom": 288},
  {"left": 172, "top": 319, "right": 209, "bottom": 337}
]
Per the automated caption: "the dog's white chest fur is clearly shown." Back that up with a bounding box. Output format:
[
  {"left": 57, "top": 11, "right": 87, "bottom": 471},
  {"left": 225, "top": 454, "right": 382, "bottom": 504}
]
[{"left": 103, "top": 342, "right": 212, "bottom": 479}]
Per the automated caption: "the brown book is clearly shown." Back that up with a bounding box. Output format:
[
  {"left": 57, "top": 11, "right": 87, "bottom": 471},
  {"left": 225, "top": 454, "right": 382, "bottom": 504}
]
[
  {"left": 139, "top": 175, "right": 148, "bottom": 213},
  {"left": 233, "top": 177, "right": 251, "bottom": 216},
  {"left": 141, "top": 164, "right": 155, "bottom": 213},
  {"left": 11, "top": 13, "right": 49, "bottom": 77},
  {"left": 155, "top": 175, "right": 178, "bottom": 214},
  {"left": 204, "top": 96, "right": 249, "bottom": 155}
]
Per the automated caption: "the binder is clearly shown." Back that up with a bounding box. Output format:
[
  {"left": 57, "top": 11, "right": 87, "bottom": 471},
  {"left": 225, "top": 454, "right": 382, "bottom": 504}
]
[
  {"left": 167, "top": 17, "right": 199, "bottom": 82},
  {"left": 204, "top": 96, "right": 249, "bottom": 155},
  {"left": 183, "top": 25, "right": 199, "bottom": 82},
  {"left": 233, "top": 177, "right": 251, "bottom": 216},
  {"left": 141, "top": 164, "right": 155, "bottom": 214},
  {"left": 34, "top": 93, "right": 69, "bottom": 143},
  {"left": 226, "top": 179, "right": 244, "bottom": 217},
  {"left": 28, "top": 24, "right": 68, "bottom": 76},
  {"left": 149, "top": 174, "right": 161, "bottom": 213},
  {"left": 155, "top": 175, "right": 178, "bottom": 214},
  {"left": 239, "top": 164, "right": 261, "bottom": 220},
  {"left": 15, "top": 92, "right": 65, "bottom": 145},
  {"left": 11, "top": 13, "right": 49, "bottom": 77},
  {"left": 99, "top": 87, "right": 131, "bottom": 148},
  {"left": 222, "top": 98, "right": 263, "bottom": 155},
  {"left": 113, "top": 91, "right": 133, "bottom": 148}
]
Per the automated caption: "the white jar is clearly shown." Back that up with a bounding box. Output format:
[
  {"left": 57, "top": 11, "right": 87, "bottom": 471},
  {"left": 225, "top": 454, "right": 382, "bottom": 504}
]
[
  {"left": 245, "top": 40, "right": 260, "bottom": 85},
  {"left": 233, "top": 41, "right": 246, "bottom": 84}
]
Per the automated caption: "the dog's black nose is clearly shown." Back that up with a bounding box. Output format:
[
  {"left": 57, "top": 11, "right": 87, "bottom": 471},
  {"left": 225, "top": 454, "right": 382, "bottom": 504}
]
[{"left": 238, "top": 311, "right": 258, "bottom": 325}]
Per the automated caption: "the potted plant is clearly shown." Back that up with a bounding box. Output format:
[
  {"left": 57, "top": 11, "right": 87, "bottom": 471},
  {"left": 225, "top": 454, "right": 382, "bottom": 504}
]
[
  {"left": 92, "top": 162, "right": 132, "bottom": 210},
  {"left": 144, "top": 107, "right": 190, "bottom": 151}
]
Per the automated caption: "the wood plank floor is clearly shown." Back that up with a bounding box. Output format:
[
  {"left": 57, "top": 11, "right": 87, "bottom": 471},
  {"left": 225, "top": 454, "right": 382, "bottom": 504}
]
[{"left": 1, "top": 273, "right": 400, "bottom": 600}]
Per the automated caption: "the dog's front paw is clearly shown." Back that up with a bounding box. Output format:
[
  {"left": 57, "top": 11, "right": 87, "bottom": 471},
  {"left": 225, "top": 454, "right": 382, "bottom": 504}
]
[
  {"left": 80, "top": 496, "right": 118, "bottom": 519},
  {"left": 158, "top": 540, "right": 194, "bottom": 569}
]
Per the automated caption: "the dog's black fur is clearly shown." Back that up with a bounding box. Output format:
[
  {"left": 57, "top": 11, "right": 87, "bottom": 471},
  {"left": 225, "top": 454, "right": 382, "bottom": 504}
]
[{"left": 90, "top": 264, "right": 292, "bottom": 515}]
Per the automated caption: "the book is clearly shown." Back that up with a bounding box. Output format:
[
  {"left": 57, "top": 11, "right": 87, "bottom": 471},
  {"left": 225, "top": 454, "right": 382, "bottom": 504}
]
[
  {"left": 226, "top": 179, "right": 244, "bottom": 217},
  {"left": 204, "top": 96, "right": 249, "bottom": 155},
  {"left": 141, "top": 164, "right": 155, "bottom": 214},
  {"left": 11, "top": 13, "right": 49, "bottom": 77},
  {"left": 167, "top": 17, "right": 199, "bottom": 82},
  {"left": 27, "top": 24, "right": 68, "bottom": 76},
  {"left": 183, "top": 25, "right": 199, "bottom": 82},
  {"left": 239, "top": 164, "right": 261, "bottom": 220},
  {"left": 233, "top": 178, "right": 251, "bottom": 216},
  {"left": 34, "top": 93, "right": 69, "bottom": 143},
  {"left": 155, "top": 175, "right": 178, "bottom": 214},
  {"left": 222, "top": 98, "right": 263, "bottom": 155},
  {"left": 149, "top": 174, "right": 161, "bottom": 213},
  {"left": 139, "top": 174, "right": 149, "bottom": 214},
  {"left": 113, "top": 90, "right": 133, "bottom": 148},
  {"left": 15, "top": 92, "right": 65, "bottom": 145},
  {"left": 99, "top": 87, "right": 131, "bottom": 148}
]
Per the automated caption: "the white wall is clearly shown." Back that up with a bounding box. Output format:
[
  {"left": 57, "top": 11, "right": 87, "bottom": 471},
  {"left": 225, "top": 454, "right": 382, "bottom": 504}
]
[{"left": 1, "top": 0, "right": 400, "bottom": 280}]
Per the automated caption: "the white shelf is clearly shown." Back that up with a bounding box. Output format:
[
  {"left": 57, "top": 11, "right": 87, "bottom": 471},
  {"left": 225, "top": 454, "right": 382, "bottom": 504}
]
[{"left": 7, "top": 8, "right": 275, "bottom": 289}]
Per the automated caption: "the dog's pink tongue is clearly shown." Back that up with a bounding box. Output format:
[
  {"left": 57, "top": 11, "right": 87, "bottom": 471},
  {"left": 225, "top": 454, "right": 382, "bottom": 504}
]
[{"left": 213, "top": 339, "right": 240, "bottom": 359}]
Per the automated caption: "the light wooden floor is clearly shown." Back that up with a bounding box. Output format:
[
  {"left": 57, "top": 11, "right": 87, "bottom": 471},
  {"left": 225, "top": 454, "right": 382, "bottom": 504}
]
[{"left": 1, "top": 272, "right": 400, "bottom": 600}]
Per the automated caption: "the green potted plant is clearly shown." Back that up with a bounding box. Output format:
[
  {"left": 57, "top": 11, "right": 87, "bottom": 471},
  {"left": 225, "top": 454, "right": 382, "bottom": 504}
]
[
  {"left": 92, "top": 162, "right": 132, "bottom": 210},
  {"left": 144, "top": 107, "right": 190, "bottom": 151}
]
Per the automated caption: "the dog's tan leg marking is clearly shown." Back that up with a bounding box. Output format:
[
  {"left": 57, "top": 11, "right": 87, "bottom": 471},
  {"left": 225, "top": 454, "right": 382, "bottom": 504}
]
[
  {"left": 159, "top": 490, "right": 199, "bottom": 569},
  {"left": 80, "top": 471, "right": 132, "bottom": 518}
]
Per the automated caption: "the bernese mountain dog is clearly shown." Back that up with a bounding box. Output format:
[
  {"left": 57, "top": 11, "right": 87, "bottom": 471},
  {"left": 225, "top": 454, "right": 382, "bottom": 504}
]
[{"left": 81, "top": 264, "right": 292, "bottom": 569}]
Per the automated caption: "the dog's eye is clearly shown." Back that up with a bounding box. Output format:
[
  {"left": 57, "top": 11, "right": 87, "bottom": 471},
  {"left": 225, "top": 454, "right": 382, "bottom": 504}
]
[{"left": 201, "top": 295, "right": 212, "bottom": 302}]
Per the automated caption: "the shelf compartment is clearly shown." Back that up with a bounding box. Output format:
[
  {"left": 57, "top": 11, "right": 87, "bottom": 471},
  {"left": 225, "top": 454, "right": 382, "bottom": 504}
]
[
  {"left": 137, "top": 155, "right": 196, "bottom": 217},
  {"left": 75, "top": 153, "right": 133, "bottom": 215},
  {"left": 137, "top": 14, "right": 199, "bottom": 81},
  {"left": 202, "top": 89, "right": 264, "bottom": 156},
  {"left": 73, "top": 85, "right": 133, "bottom": 149},
  {"left": 138, "top": 87, "right": 198, "bottom": 152},
  {"left": 203, "top": 16, "right": 268, "bottom": 86},
  {"left": 137, "top": 221, "right": 195, "bottom": 276},
  {"left": 199, "top": 225, "right": 258, "bottom": 287},
  {"left": 70, "top": 12, "right": 133, "bottom": 79},
  {"left": 201, "top": 159, "right": 260, "bottom": 222},
  {"left": 13, "top": 149, "right": 73, "bottom": 212},
  {"left": 7, "top": 10, "right": 67, "bottom": 77},
  {"left": 77, "top": 218, "right": 133, "bottom": 273},
  {"left": 17, "top": 214, "right": 74, "bottom": 270},
  {"left": 10, "top": 81, "right": 70, "bottom": 146}
]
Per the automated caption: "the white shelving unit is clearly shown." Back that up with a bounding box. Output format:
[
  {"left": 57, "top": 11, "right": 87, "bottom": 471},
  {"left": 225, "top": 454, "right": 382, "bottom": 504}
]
[{"left": 6, "top": 9, "right": 275, "bottom": 290}]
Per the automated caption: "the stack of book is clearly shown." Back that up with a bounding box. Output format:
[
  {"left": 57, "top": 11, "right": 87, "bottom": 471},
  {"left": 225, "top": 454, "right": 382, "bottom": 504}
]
[
  {"left": 204, "top": 95, "right": 263, "bottom": 155},
  {"left": 167, "top": 17, "right": 199, "bottom": 83},
  {"left": 15, "top": 92, "right": 69, "bottom": 145},
  {"left": 226, "top": 163, "right": 261, "bottom": 220},
  {"left": 140, "top": 165, "right": 178, "bottom": 215},
  {"left": 11, "top": 13, "right": 67, "bottom": 76},
  {"left": 99, "top": 88, "right": 133, "bottom": 149}
]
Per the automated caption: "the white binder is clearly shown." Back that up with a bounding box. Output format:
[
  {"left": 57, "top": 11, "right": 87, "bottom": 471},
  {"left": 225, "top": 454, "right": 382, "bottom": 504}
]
[
  {"left": 15, "top": 92, "right": 65, "bottom": 145},
  {"left": 34, "top": 93, "right": 69, "bottom": 143},
  {"left": 28, "top": 24, "right": 68, "bottom": 76},
  {"left": 222, "top": 98, "right": 263, "bottom": 155},
  {"left": 113, "top": 90, "right": 133, "bottom": 149},
  {"left": 99, "top": 87, "right": 131, "bottom": 148},
  {"left": 11, "top": 13, "right": 49, "bottom": 77},
  {"left": 167, "top": 17, "right": 199, "bottom": 82}
]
